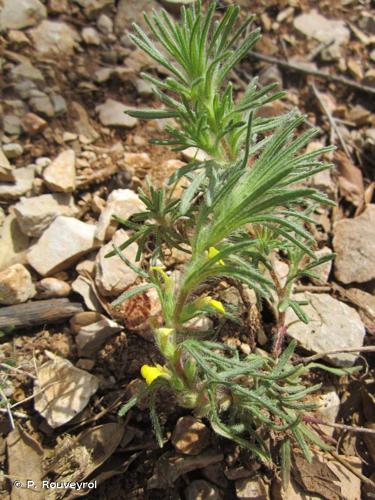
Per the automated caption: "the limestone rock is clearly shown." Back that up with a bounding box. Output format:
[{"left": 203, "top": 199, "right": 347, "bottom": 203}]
[
  {"left": 96, "top": 99, "right": 138, "bottom": 128},
  {"left": 3, "top": 115, "right": 22, "bottom": 136},
  {"left": 294, "top": 10, "right": 350, "bottom": 46},
  {"left": 0, "top": 148, "right": 15, "bottom": 182},
  {"left": 286, "top": 293, "right": 365, "bottom": 367},
  {"left": 0, "top": 214, "right": 30, "bottom": 271},
  {"left": 315, "top": 387, "right": 340, "bottom": 437},
  {"left": 311, "top": 246, "right": 333, "bottom": 284},
  {"left": 114, "top": 0, "right": 158, "bottom": 34},
  {"left": 43, "top": 150, "right": 76, "bottom": 192},
  {"left": 51, "top": 95, "right": 67, "bottom": 116},
  {"left": 14, "top": 193, "right": 77, "bottom": 237},
  {"left": 0, "top": 264, "right": 35, "bottom": 305},
  {"left": 95, "top": 189, "right": 145, "bottom": 241},
  {"left": 10, "top": 62, "right": 44, "bottom": 83},
  {"left": 95, "top": 229, "right": 138, "bottom": 296},
  {"left": 97, "top": 14, "right": 113, "bottom": 34},
  {"left": 235, "top": 477, "right": 269, "bottom": 500},
  {"left": 70, "top": 101, "right": 99, "bottom": 143},
  {"left": 27, "top": 216, "right": 96, "bottom": 276},
  {"left": 76, "top": 317, "right": 122, "bottom": 357},
  {"left": 29, "top": 93, "right": 54, "bottom": 118},
  {"left": 81, "top": 27, "right": 101, "bottom": 45},
  {"left": 0, "top": 166, "right": 35, "bottom": 201},
  {"left": 29, "top": 20, "right": 79, "bottom": 57},
  {"left": 2, "top": 143, "right": 24, "bottom": 160},
  {"left": 73, "top": 0, "right": 114, "bottom": 15},
  {"left": 333, "top": 205, "right": 375, "bottom": 284},
  {"left": 71, "top": 275, "right": 103, "bottom": 312},
  {"left": 310, "top": 169, "right": 336, "bottom": 200},
  {"left": 171, "top": 416, "right": 211, "bottom": 455},
  {"left": 70, "top": 311, "right": 102, "bottom": 334},
  {"left": 0, "top": 0, "right": 46, "bottom": 31},
  {"left": 34, "top": 352, "right": 98, "bottom": 428},
  {"left": 36, "top": 277, "right": 71, "bottom": 299},
  {"left": 22, "top": 112, "right": 47, "bottom": 135}
]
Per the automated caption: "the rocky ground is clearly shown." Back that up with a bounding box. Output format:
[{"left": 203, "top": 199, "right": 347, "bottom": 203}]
[{"left": 0, "top": 0, "right": 375, "bottom": 498}]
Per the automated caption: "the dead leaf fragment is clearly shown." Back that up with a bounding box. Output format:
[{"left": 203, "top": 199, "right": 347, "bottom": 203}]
[
  {"left": 293, "top": 453, "right": 361, "bottom": 500},
  {"left": 335, "top": 151, "right": 364, "bottom": 206},
  {"left": 148, "top": 449, "right": 223, "bottom": 489},
  {"left": 7, "top": 427, "right": 43, "bottom": 500},
  {"left": 34, "top": 352, "right": 99, "bottom": 428},
  {"left": 43, "top": 423, "right": 124, "bottom": 498}
]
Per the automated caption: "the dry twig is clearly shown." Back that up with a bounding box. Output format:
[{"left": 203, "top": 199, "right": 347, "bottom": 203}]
[
  {"left": 248, "top": 51, "right": 375, "bottom": 96},
  {"left": 310, "top": 81, "right": 352, "bottom": 158},
  {"left": 296, "top": 345, "right": 375, "bottom": 363}
]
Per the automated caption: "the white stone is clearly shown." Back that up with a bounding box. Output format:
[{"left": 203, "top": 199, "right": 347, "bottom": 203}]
[
  {"left": 95, "top": 229, "right": 138, "bottom": 297},
  {"left": 294, "top": 10, "right": 350, "bottom": 47},
  {"left": 14, "top": 193, "right": 77, "bottom": 237},
  {"left": 10, "top": 62, "right": 44, "bottom": 83},
  {"left": 235, "top": 477, "right": 269, "bottom": 499},
  {"left": 71, "top": 275, "right": 103, "bottom": 312},
  {"left": 36, "top": 277, "right": 71, "bottom": 299},
  {"left": 63, "top": 132, "right": 78, "bottom": 142},
  {"left": 181, "top": 147, "right": 210, "bottom": 163},
  {"left": 286, "top": 293, "right": 365, "bottom": 367},
  {"left": 34, "top": 352, "right": 98, "bottom": 428},
  {"left": 73, "top": 0, "right": 114, "bottom": 14},
  {"left": 97, "top": 14, "right": 113, "bottom": 34},
  {"left": 0, "top": 214, "right": 30, "bottom": 271},
  {"left": 76, "top": 317, "right": 122, "bottom": 357},
  {"left": 333, "top": 205, "right": 375, "bottom": 284},
  {"left": 81, "top": 27, "right": 101, "bottom": 45},
  {"left": 2, "top": 143, "right": 23, "bottom": 160},
  {"left": 0, "top": 264, "right": 35, "bottom": 305},
  {"left": 0, "top": 0, "right": 46, "bottom": 31},
  {"left": 29, "top": 20, "right": 79, "bottom": 57},
  {"left": 0, "top": 166, "right": 34, "bottom": 201},
  {"left": 0, "top": 148, "right": 15, "bottom": 182},
  {"left": 95, "top": 189, "right": 145, "bottom": 241},
  {"left": 311, "top": 246, "right": 333, "bottom": 284},
  {"left": 315, "top": 387, "right": 340, "bottom": 436},
  {"left": 43, "top": 149, "right": 76, "bottom": 192},
  {"left": 310, "top": 169, "right": 336, "bottom": 199},
  {"left": 27, "top": 216, "right": 96, "bottom": 276},
  {"left": 95, "top": 99, "right": 138, "bottom": 128}
]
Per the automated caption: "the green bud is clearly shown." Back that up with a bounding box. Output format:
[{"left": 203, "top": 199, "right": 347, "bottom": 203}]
[{"left": 155, "top": 327, "right": 175, "bottom": 359}]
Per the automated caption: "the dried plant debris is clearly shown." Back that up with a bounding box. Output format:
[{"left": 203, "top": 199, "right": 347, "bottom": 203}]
[
  {"left": 7, "top": 426, "right": 44, "bottom": 500},
  {"left": 43, "top": 423, "right": 124, "bottom": 497}
]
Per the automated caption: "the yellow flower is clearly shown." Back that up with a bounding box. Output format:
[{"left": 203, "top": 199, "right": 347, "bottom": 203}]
[
  {"left": 150, "top": 266, "right": 171, "bottom": 286},
  {"left": 141, "top": 364, "right": 165, "bottom": 385},
  {"left": 205, "top": 246, "right": 224, "bottom": 266},
  {"left": 197, "top": 296, "right": 225, "bottom": 315}
]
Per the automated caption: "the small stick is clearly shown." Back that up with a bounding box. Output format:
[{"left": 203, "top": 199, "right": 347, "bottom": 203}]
[
  {"left": 328, "top": 450, "right": 375, "bottom": 489},
  {"left": 248, "top": 51, "right": 375, "bottom": 97},
  {"left": 0, "top": 386, "right": 15, "bottom": 430},
  {"left": 306, "top": 40, "right": 334, "bottom": 62},
  {"left": 0, "top": 408, "right": 28, "bottom": 419},
  {"left": 304, "top": 415, "right": 375, "bottom": 435},
  {"left": 0, "top": 363, "right": 36, "bottom": 380},
  {"left": 310, "top": 82, "right": 351, "bottom": 159},
  {"left": 296, "top": 345, "right": 375, "bottom": 363}
]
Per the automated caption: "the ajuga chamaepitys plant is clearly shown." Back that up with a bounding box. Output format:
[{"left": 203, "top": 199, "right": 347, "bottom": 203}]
[{"left": 106, "top": 0, "right": 360, "bottom": 485}]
